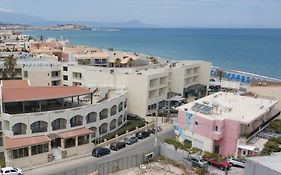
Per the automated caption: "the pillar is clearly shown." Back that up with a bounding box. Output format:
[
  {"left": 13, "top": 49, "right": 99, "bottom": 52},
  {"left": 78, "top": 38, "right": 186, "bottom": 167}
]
[
  {"left": 75, "top": 137, "right": 78, "bottom": 146},
  {"left": 61, "top": 139, "right": 65, "bottom": 149},
  {"left": 28, "top": 146, "right": 32, "bottom": 157},
  {"left": 48, "top": 142, "right": 51, "bottom": 152}
]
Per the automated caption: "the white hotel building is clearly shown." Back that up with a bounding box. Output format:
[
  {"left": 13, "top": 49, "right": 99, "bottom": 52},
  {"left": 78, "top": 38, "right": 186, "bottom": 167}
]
[{"left": 0, "top": 80, "right": 128, "bottom": 168}]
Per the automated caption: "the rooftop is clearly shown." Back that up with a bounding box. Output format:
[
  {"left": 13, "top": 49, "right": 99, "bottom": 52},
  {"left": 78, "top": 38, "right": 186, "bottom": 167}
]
[
  {"left": 1, "top": 80, "right": 91, "bottom": 103},
  {"left": 74, "top": 52, "right": 109, "bottom": 59},
  {"left": 247, "top": 152, "right": 281, "bottom": 173},
  {"left": 177, "top": 92, "right": 279, "bottom": 124},
  {"left": 5, "top": 135, "right": 51, "bottom": 150},
  {"left": 58, "top": 127, "right": 93, "bottom": 139}
]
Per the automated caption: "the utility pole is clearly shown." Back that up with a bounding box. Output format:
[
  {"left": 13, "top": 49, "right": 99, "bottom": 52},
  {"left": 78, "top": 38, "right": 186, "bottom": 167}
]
[{"left": 154, "top": 103, "right": 159, "bottom": 149}]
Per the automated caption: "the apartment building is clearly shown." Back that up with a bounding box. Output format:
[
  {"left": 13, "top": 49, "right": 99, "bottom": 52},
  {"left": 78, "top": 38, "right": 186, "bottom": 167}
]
[
  {"left": 175, "top": 92, "right": 279, "bottom": 157},
  {"left": 60, "top": 60, "right": 211, "bottom": 117},
  {"left": 0, "top": 80, "right": 128, "bottom": 168}
]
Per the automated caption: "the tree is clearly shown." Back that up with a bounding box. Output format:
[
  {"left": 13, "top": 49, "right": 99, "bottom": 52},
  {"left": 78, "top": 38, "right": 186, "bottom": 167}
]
[
  {"left": 215, "top": 69, "right": 224, "bottom": 82},
  {"left": 2, "top": 55, "right": 17, "bottom": 80}
]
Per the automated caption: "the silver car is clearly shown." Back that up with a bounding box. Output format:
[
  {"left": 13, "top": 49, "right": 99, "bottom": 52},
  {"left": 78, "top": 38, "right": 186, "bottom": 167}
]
[{"left": 188, "top": 156, "right": 209, "bottom": 168}]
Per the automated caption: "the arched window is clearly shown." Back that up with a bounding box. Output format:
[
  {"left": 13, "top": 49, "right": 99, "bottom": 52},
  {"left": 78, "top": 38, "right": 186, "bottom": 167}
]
[
  {"left": 110, "top": 119, "right": 117, "bottom": 131},
  {"left": 51, "top": 118, "right": 67, "bottom": 131},
  {"left": 99, "top": 123, "right": 108, "bottom": 135},
  {"left": 99, "top": 109, "right": 108, "bottom": 120},
  {"left": 110, "top": 105, "right": 117, "bottom": 116},
  {"left": 12, "top": 123, "right": 27, "bottom": 135},
  {"left": 118, "top": 102, "right": 124, "bottom": 112},
  {"left": 30, "top": 121, "right": 48, "bottom": 133},
  {"left": 86, "top": 112, "right": 97, "bottom": 124},
  {"left": 118, "top": 115, "right": 123, "bottom": 126},
  {"left": 70, "top": 115, "right": 83, "bottom": 127}
]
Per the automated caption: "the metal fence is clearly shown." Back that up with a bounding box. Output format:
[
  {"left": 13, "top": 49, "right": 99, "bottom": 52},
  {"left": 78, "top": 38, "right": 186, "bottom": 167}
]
[{"left": 51, "top": 153, "right": 148, "bottom": 175}]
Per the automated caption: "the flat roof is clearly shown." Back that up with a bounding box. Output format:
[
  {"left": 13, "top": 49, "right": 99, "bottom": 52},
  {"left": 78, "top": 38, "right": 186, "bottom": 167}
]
[
  {"left": 177, "top": 92, "right": 279, "bottom": 124},
  {"left": 2, "top": 86, "right": 91, "bottom": 103},
  {"left": 247, "top": 152, "right": 281, "bottom": 173},
  {"left": 5, "top": 135, "right": 51, "bottom": 150},
  {"left": 58, "top": 127, "right": 93, "bottom": 139}
]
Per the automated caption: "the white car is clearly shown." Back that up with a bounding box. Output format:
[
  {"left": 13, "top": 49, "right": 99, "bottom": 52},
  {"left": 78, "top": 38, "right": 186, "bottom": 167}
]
[
  {"left": 227, "top": 157, "right": 246, "bottom": 168},
  {"left": 0, "top": 167, "right": 23, "bottom": 175}
]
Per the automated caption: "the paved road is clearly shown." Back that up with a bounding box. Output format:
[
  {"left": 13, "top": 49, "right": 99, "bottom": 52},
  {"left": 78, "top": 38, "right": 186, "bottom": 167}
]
[{"left": 24, "top": 126, "right": 174, "bottom": 175}]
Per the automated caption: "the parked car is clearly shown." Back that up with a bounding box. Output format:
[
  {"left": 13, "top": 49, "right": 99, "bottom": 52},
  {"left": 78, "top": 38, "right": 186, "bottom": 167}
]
[
  {"left": 124, "top": 136, "right": 138, "bottom": 145},
  {"left": 188, "top": 156, "right": 209, "bottom": 168},
  {"left": 147, "top": 126, "right": 161, "bottom": 134},
  {"left": 127, "top": 114, "right": 145, "bottom": 121},
  {"left": 0, "top": 167, "right": 22, "bottom": 175},
  {"left": 203, "top": 157, "right": 232, "bottom": 171},
  {"left": 227, "top": 157, "right": 246, "bottom": 168},
  {"left": 110, "top": 141, "right": 126, "bottom": 151},
  {"left": 135, "top": 131, "right": 150, "bottom": 139},
  {"left": 92, "top": 147, "right": 110, "bottom": 158}
]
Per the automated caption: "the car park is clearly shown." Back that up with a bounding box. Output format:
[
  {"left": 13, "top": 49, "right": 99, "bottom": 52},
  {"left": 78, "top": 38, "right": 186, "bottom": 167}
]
[
  {"left": 0, "top": 167, "right": 22, "bottom": 175},
  {"left": 110, "top": 141, "right": 126, "bottom": 151},
  {"left": 124, "top": 136, "right": 138, "bottom": 145},
  {"left": 227, "top": 157, "right": 246, "bottom": 168},
  {"left": 135, "top": 131, "right": 150, "bottom": 139},
  {"left": 92, "top": 147, "right": 110, "bottom": 158}
]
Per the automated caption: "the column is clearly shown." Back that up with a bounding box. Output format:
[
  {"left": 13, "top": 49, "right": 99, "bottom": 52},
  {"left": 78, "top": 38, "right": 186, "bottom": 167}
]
[
  {"left": 48, "top": 142, "right": 51, "bottom": 152},
  {"left": 75, "top": 137, "right": 78, "bottom": 146},
  {"left": 61, "top": 139, "right": 65, "bottom": 149},
  {"left": 39, "top": 101, "right": 42, "bottom": 112},
  {"left": 28, "top": 146, "right": 32, "bottom": 157},
  {"left": 22, "top": 102, "right": 25, "bottom": 113}
]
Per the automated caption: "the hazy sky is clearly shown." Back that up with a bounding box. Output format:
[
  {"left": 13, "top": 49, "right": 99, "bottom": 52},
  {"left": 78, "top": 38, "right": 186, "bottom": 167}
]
[{"left": 1, "top": 0, "right": 281, "bottom": 27}]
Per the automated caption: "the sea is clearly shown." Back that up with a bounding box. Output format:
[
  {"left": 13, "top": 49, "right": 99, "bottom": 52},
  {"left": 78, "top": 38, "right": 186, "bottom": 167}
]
[{"left": 24, "top": 28, "right": 281, "bottom": 79}]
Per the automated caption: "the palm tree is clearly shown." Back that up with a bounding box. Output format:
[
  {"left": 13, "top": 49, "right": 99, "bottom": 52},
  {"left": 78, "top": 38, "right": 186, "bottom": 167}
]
[
  {"left": 215, "top": 69, "right": 224, "bottom": 82},
  {"left": 148, "top": 56, "right": 158, "bottom": 64},
  {"left": 2, "top": 55, "right": 17, "bottom": 80}
]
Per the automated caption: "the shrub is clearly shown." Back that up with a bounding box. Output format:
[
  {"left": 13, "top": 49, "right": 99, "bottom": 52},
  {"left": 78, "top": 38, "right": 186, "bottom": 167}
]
[{"left": 269, "top": 119, "right": 281, "bottom": 134}]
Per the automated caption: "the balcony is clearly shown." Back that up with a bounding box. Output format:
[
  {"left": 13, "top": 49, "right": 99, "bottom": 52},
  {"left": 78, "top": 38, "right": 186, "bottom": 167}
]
[{"left": 211, "top": 131, "right": 223, "bottom": 140}]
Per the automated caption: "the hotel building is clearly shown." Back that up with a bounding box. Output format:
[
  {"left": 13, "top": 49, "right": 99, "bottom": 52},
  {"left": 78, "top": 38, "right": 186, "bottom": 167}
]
[{"left": 0, "top": 80, "right": 128, "bottom": 168}]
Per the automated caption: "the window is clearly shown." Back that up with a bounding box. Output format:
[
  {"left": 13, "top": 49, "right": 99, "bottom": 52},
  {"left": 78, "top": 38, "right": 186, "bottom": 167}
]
[
  {"left": 215, "top": 126, "right": 218, "bottom": 131},
  {"left": 195, "top": 122, "right": 198, "bottom": 125},
  {"left": 63, "top": 75, "right": 68, "bottom": 81},
  {"left": 31, "top": 143, "right": 49, "bottom": 155},
  {"left": 63, "top": 66, "right": 68, "bottom": 71},
  {"left": 65, "top": 138, "right": 76, "bottom": 148},
  {"left": 12, "top": 147, "right": 28, "bottom": 159},
  {"left": 23, "top": 71, "right": 28, "bottom": 78}
]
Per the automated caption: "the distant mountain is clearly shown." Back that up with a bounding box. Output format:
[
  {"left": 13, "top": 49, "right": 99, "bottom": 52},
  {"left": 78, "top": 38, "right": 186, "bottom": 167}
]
[{"left": 0, "top": 11, "right": 157, "bottom": 28}]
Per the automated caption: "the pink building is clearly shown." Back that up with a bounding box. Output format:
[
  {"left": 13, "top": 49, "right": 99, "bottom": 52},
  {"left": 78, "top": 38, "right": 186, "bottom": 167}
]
[{"left": 175, "top": 92, "right": 279, "bottom": 157}]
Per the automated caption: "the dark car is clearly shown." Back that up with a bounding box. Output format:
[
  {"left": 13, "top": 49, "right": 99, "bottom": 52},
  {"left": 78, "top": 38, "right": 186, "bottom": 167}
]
[
  {"left": 124, "top": 136, "right": 138, "bottom": 145},
  {"left": 135, "top": 131, "right": 150, "bottom": 139},
  {"left": 110, "top": 141, "right": 126, "bottom": 151},
  {"left": 92, "top": 147, "right": 110, "bottom": 158},
  {"left": 127, "top": 114, "right": 145, "bottom": 121}
]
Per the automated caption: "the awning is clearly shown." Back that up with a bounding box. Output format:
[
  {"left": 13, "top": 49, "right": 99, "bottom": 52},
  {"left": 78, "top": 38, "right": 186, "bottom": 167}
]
[
  {"left": 5, "top": 136, "right": 51, "bottom": 150},
  {"left": 58, "top": 128, "right": 94, "bottom": 139}
]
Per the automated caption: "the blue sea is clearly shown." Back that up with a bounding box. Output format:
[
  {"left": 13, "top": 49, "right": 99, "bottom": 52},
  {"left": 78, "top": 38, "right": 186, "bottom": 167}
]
[{"left": 24, "top": 28, "right": 281, "bottom": 79}]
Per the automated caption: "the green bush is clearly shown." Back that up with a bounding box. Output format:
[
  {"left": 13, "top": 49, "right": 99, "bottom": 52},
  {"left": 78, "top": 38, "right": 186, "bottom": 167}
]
[
  {"left": 269, "top": 119, "right": 281, "bottom": 134},
  {"left": 0, "top": 153, "right": 5, "bottom": 167},
  {"left": 195, "top": 167, "right": 209, "bottom": 175},
  {"left": 260, "top": 140, "right": 281, "bottom": 156},
  {"left": 164, "top": 138, "right": 191, "bottom": 151},
  {"left": 93, "top": 120, "right": 146, "bottom": 143}
]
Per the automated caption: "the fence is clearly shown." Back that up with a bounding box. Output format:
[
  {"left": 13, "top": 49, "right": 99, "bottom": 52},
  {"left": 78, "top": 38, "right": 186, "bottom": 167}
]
[{"left": 50, "top": 152, "right": 154, "bottom": 175}]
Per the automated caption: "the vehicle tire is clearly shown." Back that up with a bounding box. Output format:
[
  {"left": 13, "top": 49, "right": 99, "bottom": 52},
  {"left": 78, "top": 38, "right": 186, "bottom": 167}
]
[
  {"left": 18, "top": 173, "right": 22, "bottom": 175},
  {"left": 97, "top": 154, "right": 100, "bottom": 158},
  {"left": 116, "top": 147, "right": 119, "bottom": 151},
  {"left": 220, "top": 167, "right": 224, "bottom": 171}
]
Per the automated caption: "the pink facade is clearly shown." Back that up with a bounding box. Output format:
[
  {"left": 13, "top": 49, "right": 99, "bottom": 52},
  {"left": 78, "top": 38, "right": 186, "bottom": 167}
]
[{"left": 178, "top": 110, "right": 241, "bottom": 156}]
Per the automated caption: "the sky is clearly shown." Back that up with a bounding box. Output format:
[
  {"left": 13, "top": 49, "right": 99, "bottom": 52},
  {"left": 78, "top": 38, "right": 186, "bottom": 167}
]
[{"left": 0, "top": 0, "right": 281, "bottom": 27}]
